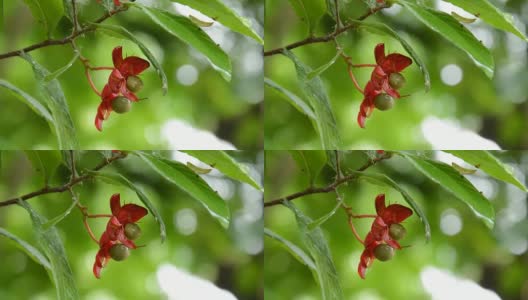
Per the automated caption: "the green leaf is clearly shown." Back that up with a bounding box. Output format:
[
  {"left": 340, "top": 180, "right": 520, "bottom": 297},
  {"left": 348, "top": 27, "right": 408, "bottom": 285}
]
[
  {"left": 283, "top": 201, "right": 344, "bottom": 300},
  {"left": 136, "top": 152, "right": 230, "bottom": 227},
  {"left": 186, "top": 162, "right": 213, "bottom": 174},
  {"left": 24, "top": 150, "right": 62, "bottom": 186},
  {"left": 21, "top": 52, "right": 78, "bottom": 150},
  {"left": 308, "top": 196, "right": 343, "bottom": 230},
  {"left": 88, "top": 170, "right": 167, "bottom": 243},
  {"left": 132, "top": 3, "right": 232, "bottom": 81},
  {"left": 264, "top": 227, "right": 316, "bottom": 269},
  {"left": 0, "top": 0, "right": 4, "bottom": 32},
  {"left": 182, "top": 150, "right": 263, "bottom": 191},
  {"left": 401, "top": 0, "right": 494, "bottom": 78},
  {"left": 45, "top": 51, "right": 80, "bottom": 82},
  {"left": 0, "top": 227, "right": 51, "bottom": 270},
  {"left": 0, "top": 79, "right": 52, "bottom": 122},
  {"left": 289, "top": 150, "right": 327, "bottom": 185},
  {"left": 325, "top": 150, "right": 338, "bottom": 172},
  {"left": 43, "top": 196, "right": 79, "bottom": 230},
  {"left": 288, "top": 0, "right": 327, "bottom": 34},
  {"left": 444, "top": 0, "right": 527, "bottom": 41},
  {"left": 264, "top": 77, "right": 316, "bottom": 120},
  {"left": 307, "top": 49, "right": 342, "bottom": 80},
  {"left": 93, "top": 23, "right": 168, "bottom": 95},
  {"left": 402, "top": 153, "right": 495, "bottom": 228},
  {"left": 445, "top": 150, "right": 528, "bottom": 192},
  {"left": 349, "top": 20, "right": 431, "bottom": 91},
  {"left": 283, "top": 50, "right": 341, "bottom": 149},
  {"left": 22, "top": 0, "right": 63, "bottom": 38},
  {"left": 350, "top": 171, "right": 431, "bottom": 241},
  {"left": 61, "top": 0, "right": 74, "bottom": 23},
  {"left": 325, "top": 0, "right": 337, "bottom": 21},
  {"left": 170, "top": 0, "right": 263, "bottom": 44},
  {"left": 17, "top": 200, "right": 79, "bottom": 300}
]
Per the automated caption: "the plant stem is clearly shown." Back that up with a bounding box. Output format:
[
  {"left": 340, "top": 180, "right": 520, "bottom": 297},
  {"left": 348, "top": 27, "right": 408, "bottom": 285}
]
[
  {"left": 263, "top": 5, "right": 388, "bottom": 57},
  {"left": 86, "top": 214, "right": 113, "bottom": 218},
  {"left": 347, "top": 216, "right": 365, "bottom": 245},
  {"left": 264, "top": 152, "right": 391, "bottom": 207},
  {"left": 71, "top": 0, "right": 79, "bottom": 34},
  {"left": 0, "top": 152, "right": 127, "bottom": 207},
  {"left": 0, "top": 7, "right": 127, "bottom": 61}
]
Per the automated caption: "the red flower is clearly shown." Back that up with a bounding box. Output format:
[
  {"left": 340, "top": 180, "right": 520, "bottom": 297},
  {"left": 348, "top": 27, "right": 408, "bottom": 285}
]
[
  {"left": 93, "top": 193, "right": 147, "bottom": 279},
  {"left": 357, "top": 43, "right": 412, "bottom": 128},
  {"left": 95, "top": 46, "right": 149, "bottom": 131},
  {"left": 357, "top": 194, "right": 412, "bottom": 279}
]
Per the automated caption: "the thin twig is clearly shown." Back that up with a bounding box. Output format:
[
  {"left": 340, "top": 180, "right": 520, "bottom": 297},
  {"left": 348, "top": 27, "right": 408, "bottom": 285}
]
[
  {"left": 334, "top": 0, "right": 341, "bottom": 31},
  {"left": 69, "top": 188, "right": 99, "bottom": 244},
  {"left": 69, "top": 150, "right": 76, "bottom": 182},
  {"left": 0, "top": 152, "right": 127, "bottom": 207},
  {"left": 264, "top": 152, "right": 391, "bottom": 207},
  {"left": 0, "top": 6, "right": 127, "bottom": 61},
  {"left": 335, "top": 150, "right": 342, "bottom": 181},
  {"left": 71, "top": 0, "right": 79, "bottom": 34},
  {"left": 263, "top": 5, "right": 387, "bottom": 57},
  {"left": 347, "top": 215, "right": 365, "bottom": 244}
]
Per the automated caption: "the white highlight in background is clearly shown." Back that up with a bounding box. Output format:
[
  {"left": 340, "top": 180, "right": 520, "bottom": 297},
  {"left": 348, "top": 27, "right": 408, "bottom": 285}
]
[
  {"left": 162, "top": 120, "right": 236, "bottom": 150},
  {"left": 441, "top": 64, "right": 463, "bottom": 86},
  {"left": 421, "top": 117, "right": 501, "bottom": 150},
  {"left": 440, "top": 209, "right": 463, "bottom": 236},
  {"left": 421, "top": 266, "right": 500, "bottom": 300},
  {"left": 157, "top": 264, "right": 237, "bottom": 300}
]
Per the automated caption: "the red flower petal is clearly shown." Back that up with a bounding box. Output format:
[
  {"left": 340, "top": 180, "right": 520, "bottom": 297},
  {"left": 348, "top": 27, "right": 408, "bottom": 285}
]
[
  {"left": 380, "top": 53, "right": 412, "bottom": 74},
  {"left": 112, "top": 46, "right": 124, "bottom": 69},
  {"left": 375, "top": 194, "right": 386, "bottom": 215},
  {"left": 93, "top": 254, "right": 103, "bottom": 279},
  {"left": 110, "top": 193, "right": 121, "bottom": 217},
  {"left": 380, "top": 204, "right": 413, "bottom": 224},
  {"left": 118, "top": 56, "right": 150, "bottom": 78},
  {"left": 382, "top": 79, "right": 401, "bottom": 98},
  {"left": 385, "top": 238, "right": 402, "bottom": 250},
  {"left": 374, "top": 43, "right": 386, "bottom": 66},
  {"left": 95, "top": 114, "right": 104, "bottom": 132},
  {"left": 108, "top": 69, "right": 125, "bottom": 93},
  {"left": 357, "top": 112, "right": 366, "bottom": 129},
  {"left": 116, "top": 229, "right": 137, "bottom": 249},
  {"left": 117, "top": 204, "right": 148, "bottom": 223},
  {"left": 120, "top": 84, "right": 139, "bottom": 102}
]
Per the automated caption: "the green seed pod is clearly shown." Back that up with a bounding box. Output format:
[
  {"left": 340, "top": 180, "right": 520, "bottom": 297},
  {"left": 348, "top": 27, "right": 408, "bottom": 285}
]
[
  {"left": 389, "top": 223, "right": 407, "bottom": 240},
  {"left": 374, "top": 244, "right": 394, "bottom": 261},
  {"left": 125, "top": 223, "right": 142, "bottom": 240},
  {"left": 389, "top": 73, "right": 406, "bottom": 90},
  {"left": 374, "top": 93, "right": 394, "bottom": 111},
  {"left": 126, "top": 76, "right": 144, "bottom": 93},
  {"left": 110, "top": 244, "right": 130, "bottom": 261},
  {"left": 111, "top": 97, "right": 131, "bottom": 114}
]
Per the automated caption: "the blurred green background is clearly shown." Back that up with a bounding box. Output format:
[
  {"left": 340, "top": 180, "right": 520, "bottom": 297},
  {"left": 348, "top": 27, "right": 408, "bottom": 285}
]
[
  {"left": 0, "top": 0, "right": 263, "bottom": 149},
  {"left": 265, "top": 0, "right": 528, "bottom": 149},
  {"left": 264, "top": 151, "right": 528, "bottom": 299},
  {"left": 0, "top": 150, "right": 263, "bottom": 300}
]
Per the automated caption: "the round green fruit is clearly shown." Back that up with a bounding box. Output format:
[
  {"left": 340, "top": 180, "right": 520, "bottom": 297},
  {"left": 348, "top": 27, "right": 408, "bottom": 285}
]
[
  {"left": 389, "top": 223, "right": 407, "bottom": 240},
  {"left": 126, "top": 76, "right": 143, "bottom": 93},
  {"left": 110, "top": 244, "right": 130, "bottom": 261},
  {"left": 374, "top": 93, "right": 394, "bottom": 111},
  {"left": 389, "top": 73, "right": 406, "bottom": 90},
  {"left": 374, "top": 244, "right": 394, "bottom": 261},
  {"left": 125, "top": 223, "right": 142, "bottom": 240},
  {"left": 111, "top": 97, "right": 131, "bottom": 114}
]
